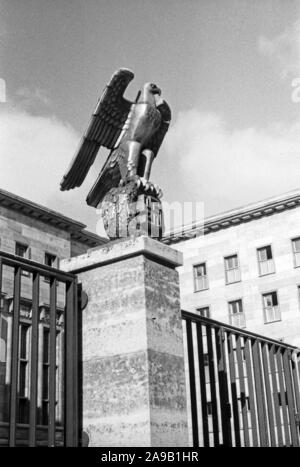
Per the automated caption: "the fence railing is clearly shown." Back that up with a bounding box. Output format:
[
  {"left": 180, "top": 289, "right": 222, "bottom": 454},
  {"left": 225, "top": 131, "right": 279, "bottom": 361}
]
[
  {"left": 0, "top": 251, "right": 79, "bottom": 447},
  {"left": 182, "top": 310, "right": 300, "bottom": 447}
]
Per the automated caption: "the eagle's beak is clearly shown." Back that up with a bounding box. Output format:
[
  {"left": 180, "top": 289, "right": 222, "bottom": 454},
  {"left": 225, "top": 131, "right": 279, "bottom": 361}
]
[{"left": 153, "top": 87, "right": 161, "bottom": 96}]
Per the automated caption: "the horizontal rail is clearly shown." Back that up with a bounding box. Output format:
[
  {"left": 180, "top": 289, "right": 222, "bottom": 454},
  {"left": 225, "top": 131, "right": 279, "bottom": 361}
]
[
  {"left": 0, "top": 250, "right": 75, "bottom": 282},
  {"left": 181, "top": 309, "right": 297, "bottom": 350}
]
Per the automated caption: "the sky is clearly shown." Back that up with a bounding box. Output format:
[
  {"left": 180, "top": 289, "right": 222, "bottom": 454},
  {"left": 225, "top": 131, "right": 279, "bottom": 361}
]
[{"left": 0, "top": 0, "right": 300, "bottom": 235}]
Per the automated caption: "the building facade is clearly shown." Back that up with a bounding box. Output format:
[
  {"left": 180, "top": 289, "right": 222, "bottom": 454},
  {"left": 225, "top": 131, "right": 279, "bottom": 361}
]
[{"left": 164, "top": 190, "right": 300, "bottom": 347}]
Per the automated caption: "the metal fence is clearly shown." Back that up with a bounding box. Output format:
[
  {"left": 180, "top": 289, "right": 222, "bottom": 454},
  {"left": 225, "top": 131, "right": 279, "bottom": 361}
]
[
  {"left": 0, "top": 251, "right": 79, "bottom": 447},
  {"left": 182, "top": 310, "right": 300, "bottom": 447}
]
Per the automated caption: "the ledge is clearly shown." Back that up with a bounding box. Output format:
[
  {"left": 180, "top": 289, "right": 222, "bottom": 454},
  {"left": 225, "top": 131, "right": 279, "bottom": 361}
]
[
  {"left": 60, "top": 236, "right": 183, "bottom": 273},
  {"left": 0, "top": 187, "right": 106, "bottom": 248},
  {"left": 163, "top": 189, "right": 300, "bottom": 245}
]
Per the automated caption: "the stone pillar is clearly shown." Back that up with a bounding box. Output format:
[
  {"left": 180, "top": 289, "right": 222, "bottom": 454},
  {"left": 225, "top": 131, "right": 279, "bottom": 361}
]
[{"left": 61, "top": 236, "right": 188, "bottom": 447}]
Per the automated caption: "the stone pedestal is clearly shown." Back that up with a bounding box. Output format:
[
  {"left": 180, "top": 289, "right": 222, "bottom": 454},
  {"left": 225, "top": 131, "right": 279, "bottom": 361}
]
[{"left": 61, "top": 236, "right": 188, "bottom": 447}]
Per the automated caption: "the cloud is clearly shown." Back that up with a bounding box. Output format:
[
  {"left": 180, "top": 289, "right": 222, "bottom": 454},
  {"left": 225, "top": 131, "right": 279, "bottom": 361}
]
[
  {"left": 0, "top": 104, "right": 103, "bottom": 228},
  {"left": 0, "top": 106, "right": 77, "bottom": 202},
  {"left": 15, "top": 87, "right": 52, "bottom": 109},
  {"left": 258, "top": 20, "right": 300, "bottom": 78},
  {"left": 165, "top": 109, "right": 300, "bottom": 214},
  {"left": 0, "top": 78, "right": 5, "bottom": 103}
]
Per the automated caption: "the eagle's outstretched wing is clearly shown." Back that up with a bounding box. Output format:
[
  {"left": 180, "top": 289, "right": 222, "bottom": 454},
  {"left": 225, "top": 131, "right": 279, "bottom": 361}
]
[
  {"left": 60, "top": 68, "right": 134, "bottom": 191},
  {"left": 147, "top": 99, "right": 171, "bottom": 157}
]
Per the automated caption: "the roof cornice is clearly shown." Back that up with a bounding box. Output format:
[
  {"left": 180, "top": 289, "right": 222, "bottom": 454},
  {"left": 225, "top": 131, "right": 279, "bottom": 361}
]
[
  {"left": 0, "top": 188, "right": 107, "bottom": 247},
  {"left": 163, "top": 189, "right": 300, "bottom": 245}
]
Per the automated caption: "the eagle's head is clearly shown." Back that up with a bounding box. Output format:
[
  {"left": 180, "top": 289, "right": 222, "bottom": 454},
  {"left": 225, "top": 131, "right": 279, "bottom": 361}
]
[
  {"left": 141, "top": 82, "right": 161, "bottom": 103},
  {"left": 146, "top": 83, "right": 161, "bottom": 95}
]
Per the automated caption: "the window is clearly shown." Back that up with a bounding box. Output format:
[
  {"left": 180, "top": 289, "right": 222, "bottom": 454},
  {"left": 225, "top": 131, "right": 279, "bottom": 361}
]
[
  {"left": 292, "top": 238, "right": 300, "bottom": 267},
  {"left": 228, "top": 299, "right": 245, "bottom": 328},
  {"left": 262, "top": 291, "right": 281, "bottom": 323},
  {"left": 196, "top": 306, "right": 210, "bottom": 318},
  {"left": 18, "top": 323, "right": 30, "bottom": 423},
  {"left": 45, "top": 252, "right": 57, "bottom": 268},
  {"left": 15, "top": 242, "right": 28, "bottom": 258},
  {"left": 257, "top": 245, "right": 275, "bottom": 276},
  {"left": 20, "top": 300, "right": 32, "bottom": 320},
  {"left": 193, "top": 263, "right": 208, "bottom": 292},
  {"left": 40, "top": 322, "right": 61, "bottom": 426},
  {"left": 203, "top": 353, "right": 209, "bottom": 366},
  {"left": 207, "top": 401, "right": 213, "bottom": 416},
  {"left": 44, "top": 253, "right": 57, "bottom": 282},
  {"left": 224, "top": 254, "right": 241, "bottom": 284},
  {"left": 203, "top": 353, "right": 210, "bottom": 381},
  {"left": 15, "top": 242, "right": 30, "bottom": 277},
  {"left": 42, "top": 328, "right": 50, "bottom": 425},
  {"left": 278, "top": 392, "right": 288, "bottom": 406},
  {"left": 238, "top": 396, "right": 250, "bottom": 412}
]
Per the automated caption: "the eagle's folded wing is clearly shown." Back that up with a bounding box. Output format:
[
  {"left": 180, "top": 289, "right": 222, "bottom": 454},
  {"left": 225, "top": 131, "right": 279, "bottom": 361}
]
[
  {"left": 147, "top": 100, "right": 171, "bottom": 157},
  {"left": 60, "top": 68, "right": 134, "bottom": 190}
]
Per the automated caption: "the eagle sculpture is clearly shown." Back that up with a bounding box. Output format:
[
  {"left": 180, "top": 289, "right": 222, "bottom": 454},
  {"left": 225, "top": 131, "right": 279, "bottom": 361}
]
[{"left": 60, "top": 68, "right": 171, "bottom": 208}]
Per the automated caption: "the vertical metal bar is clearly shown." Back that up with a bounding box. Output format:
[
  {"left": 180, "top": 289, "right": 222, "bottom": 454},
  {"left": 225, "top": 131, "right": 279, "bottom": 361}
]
[
  {"left": 48, "top": 277, "right": 57, "bottom": 447},
  {"left": 236, "top": 335, "right": 250, "bottom": 446},
  {"left": 196, "top": 323, "right": 209, "bottom": 446},
  {"left": 252, "top": 340, "right": 268, "bottom": 446},
  {"left": 206, "top": 324, "right": 219, "bottom": 446},
  {"left": 291, "top": 355, "right": 300, "bottom": 416},
  {"left": 29, "top": 272, "right": 40, "bottom": 447},
  {"left": 74, "top": 281, "right": 79, "bottom": 446},
  {"left": 9, "top": 266, "right": 21, "bottom": 447},
  {"left": 0, "top": 259, "right": 2, "bottom": 361},
  {"left": 77, "top": 283, "right": 83, "bottom": 447},
  {"left": 185, "top": 318, "right": 199, "bottom": 446},
  {"left": 0, "top": 259, "right": 6, "bottom": 425},
  {"left": 244, "top": 339, "right": 258, "bottom": 446},
  {"left": 215, "top": 327, "right": 232, "bottom": 446},
  {"left": 261, "top": 342, "right": 276, "bottom": 446},
  {"left": 57, "top": 320, "right": 64, "bottom": 425},
  {"left": 269, "top": 344, "right": 283, "bottom": 447},
  {"left": 276, "top": 347, "right": 290, "bottom": 446},
  {"left": 282, "top": 349, "right": 299, "bottom": 446},
  {"left": 5, "top": 314, "right": 13, "bottom": 386},
  {"left": 227, "top": 334, "right": 241, "bottom": 447},
  {"left": 65, "top": 279, "right": 79, "bottom": 447},
  {"left": 37, "top": 317, "right": 44, "bottom": 425},
  {"left": 0, "top": 259, "right": 2, "bottom": 306}
]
